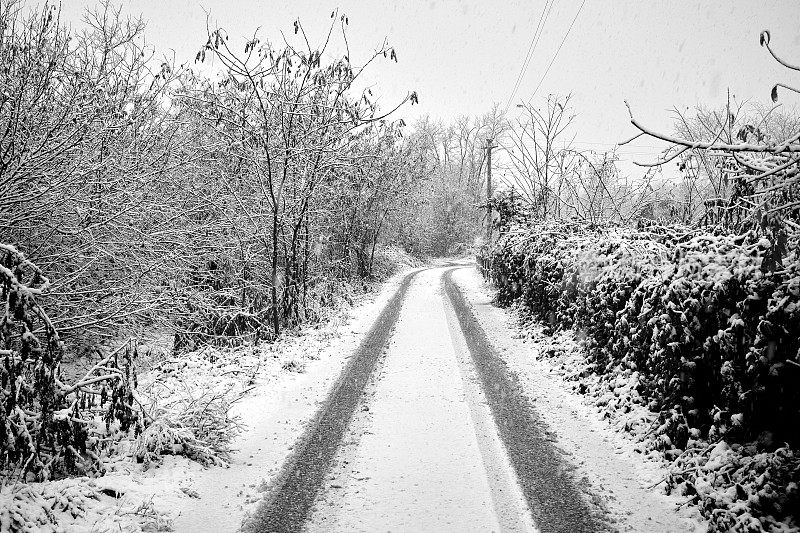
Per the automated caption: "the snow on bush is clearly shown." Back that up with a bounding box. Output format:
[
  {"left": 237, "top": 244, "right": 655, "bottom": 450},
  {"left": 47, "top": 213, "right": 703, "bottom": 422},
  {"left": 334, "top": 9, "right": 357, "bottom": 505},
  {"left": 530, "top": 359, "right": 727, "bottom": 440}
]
[
  {"left": 486, "top": 222, "right": 800, "bottom": 531},
  {"left": 133, "top": 345, "right": 261, "bottom": 468},
  {"left": 0, "top": 477, "right": 173, "bottom": 532},
  {"left": 134, "top": 385, "right": 242, "bottom": 468},
  {"left": 0, "top": 243, "right": 245, "bottom": 531},
  {"left": 1, "top": 244, "right": 140, "bottom": 482}
]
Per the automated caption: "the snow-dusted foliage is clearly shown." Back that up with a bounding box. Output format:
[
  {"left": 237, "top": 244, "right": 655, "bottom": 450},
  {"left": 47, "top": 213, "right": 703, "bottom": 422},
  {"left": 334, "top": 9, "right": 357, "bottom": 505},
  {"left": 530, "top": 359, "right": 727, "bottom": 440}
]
[
  {"left": 133, "top": 348, "right": 252, "bottom": 468},
  {"left": 1, "top": 244, "right": 139, "bottom": 482},
  {"left": 0, "top": 477, "right": 173, "bottom": 532},
  {"left": 486, "top": 222, "right": 800, "bottom": 531}
]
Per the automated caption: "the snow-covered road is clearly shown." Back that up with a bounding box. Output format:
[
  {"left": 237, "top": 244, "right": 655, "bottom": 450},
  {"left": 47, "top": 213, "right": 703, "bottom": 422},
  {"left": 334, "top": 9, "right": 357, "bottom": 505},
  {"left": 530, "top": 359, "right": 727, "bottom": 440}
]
[
  {"left": 249, "top": 264, "right": 702, "bottom": 532},
  {"left": 305, "top": 267, "right": 536, "bottom": 532},
  {"left": 448, "top": 267, "right": 703, "bottom": 533}
]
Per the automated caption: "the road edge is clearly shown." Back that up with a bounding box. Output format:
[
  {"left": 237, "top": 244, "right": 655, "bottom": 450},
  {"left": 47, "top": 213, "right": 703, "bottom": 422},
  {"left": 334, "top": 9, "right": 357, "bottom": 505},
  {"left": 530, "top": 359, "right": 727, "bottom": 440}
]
[{"left": 242, "top": 268, "right": 423, "bottom": 533}]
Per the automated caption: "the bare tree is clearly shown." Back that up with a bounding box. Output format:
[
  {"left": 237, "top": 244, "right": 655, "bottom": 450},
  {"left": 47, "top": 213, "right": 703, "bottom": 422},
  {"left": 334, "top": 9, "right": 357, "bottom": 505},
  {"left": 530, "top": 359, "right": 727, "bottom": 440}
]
[
  {"left": 185, "top": 13, "right": 416, "bottom": 336},
  {"left": 504, "top": 94, "right": 577, "bottom": 219},
  {"left": 622, "top": 30, "right": 800, "bottom": 237},
  {"left": 398, "top": 107, "right": 504, "bottom": 255},
  {"left": 0, "top": 1, "right": 184, "bottom": 351}
]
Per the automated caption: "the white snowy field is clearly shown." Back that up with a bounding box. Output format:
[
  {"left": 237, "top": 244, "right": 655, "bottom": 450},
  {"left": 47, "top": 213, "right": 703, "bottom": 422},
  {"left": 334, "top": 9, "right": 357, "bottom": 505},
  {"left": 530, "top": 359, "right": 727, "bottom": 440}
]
[
  {"left": 0, "top": 267, "right": 418, "bottom": 533},
  {"left": 450, "top": 266, "right": 707, "bottom": 532}
]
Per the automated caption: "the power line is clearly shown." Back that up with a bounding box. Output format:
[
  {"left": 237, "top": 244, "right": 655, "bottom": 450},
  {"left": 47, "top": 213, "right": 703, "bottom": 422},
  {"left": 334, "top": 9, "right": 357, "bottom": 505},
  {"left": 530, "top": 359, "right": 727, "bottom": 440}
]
[
  {"left": 530, "top": 0, "right": 587, "bottom": 99},
  {"left": 504, "top": 0, "right": 556, "bottom": 113},
  {"left": 511, "top": 0, "right": 556, "bottom": 109},
  {"left": 505, "top": 0, "right": 553, "bottom": 112}
]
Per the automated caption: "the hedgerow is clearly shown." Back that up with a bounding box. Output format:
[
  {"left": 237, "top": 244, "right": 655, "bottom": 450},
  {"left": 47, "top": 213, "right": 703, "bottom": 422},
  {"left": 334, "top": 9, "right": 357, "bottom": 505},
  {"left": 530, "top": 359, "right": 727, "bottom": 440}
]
[
  {"left": 1, "top": 244, "right": 140, "bottom": 482},
  {"left": 485, "top": 221, "right": 800, "bottom": 531}
]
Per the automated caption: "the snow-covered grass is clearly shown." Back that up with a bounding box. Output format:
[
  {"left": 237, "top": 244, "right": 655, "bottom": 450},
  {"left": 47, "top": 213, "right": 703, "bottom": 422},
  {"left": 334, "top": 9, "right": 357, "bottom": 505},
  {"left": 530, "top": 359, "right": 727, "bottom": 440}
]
[
  {"left": 1, "top": 264, "right": 417, "bottom": 532},
  {"left": 0, "top": 478, "right": 172, "bottom": 533}
]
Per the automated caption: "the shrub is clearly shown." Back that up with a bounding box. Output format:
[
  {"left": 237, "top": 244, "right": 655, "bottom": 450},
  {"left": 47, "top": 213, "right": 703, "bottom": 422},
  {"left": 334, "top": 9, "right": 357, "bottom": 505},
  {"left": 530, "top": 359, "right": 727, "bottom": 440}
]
[
  {"left": 488, "top": 223, "right": 800, "bottom": 446},
  {"left": 134, "top": 389, "right": 241, "bottom": 468},
  {"left": 486, "top": 222, "right": 800, "bottom": 530},
  {"left": 1, "top": 244, "right": 139, "bottom": 481}
]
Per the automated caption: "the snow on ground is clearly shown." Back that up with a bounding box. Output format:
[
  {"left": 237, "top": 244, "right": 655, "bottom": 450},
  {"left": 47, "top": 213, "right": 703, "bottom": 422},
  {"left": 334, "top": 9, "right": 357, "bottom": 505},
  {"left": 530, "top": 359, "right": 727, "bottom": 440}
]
[
  {"left": 1, "top": 267, "right": 418, "bottom": 533},
  {"left": 306, "top": 267, "right": 535, "bottom": 533},
  {"left": 451, "top": 266, "right": 707, "bottom": 533}
]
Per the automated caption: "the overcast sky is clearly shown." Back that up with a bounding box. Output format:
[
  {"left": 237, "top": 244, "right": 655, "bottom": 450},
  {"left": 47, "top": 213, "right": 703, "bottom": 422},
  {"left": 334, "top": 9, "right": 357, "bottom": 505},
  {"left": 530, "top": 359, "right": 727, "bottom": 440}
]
[{"left": 59, "top": 1, "right": 800, "bottom": 175}]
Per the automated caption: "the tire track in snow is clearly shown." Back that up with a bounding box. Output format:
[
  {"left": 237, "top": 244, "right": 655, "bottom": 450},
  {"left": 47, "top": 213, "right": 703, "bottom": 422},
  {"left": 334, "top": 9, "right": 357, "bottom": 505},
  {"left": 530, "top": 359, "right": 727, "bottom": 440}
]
[
  {"left": 243, "top": 269, "right": 422, "bottom": 533},
  {"left": 304, "top": 266, "right": 535, "bottom": 532},
  {"left": 443, "top": 267, "right": 603, "bottom": 533}
]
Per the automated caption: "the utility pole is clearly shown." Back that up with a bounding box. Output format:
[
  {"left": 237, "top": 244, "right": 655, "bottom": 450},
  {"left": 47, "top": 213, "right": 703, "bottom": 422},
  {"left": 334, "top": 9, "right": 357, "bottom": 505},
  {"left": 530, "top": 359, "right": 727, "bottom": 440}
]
[{"left": 486, "top": 137, "right": 494, "bottom": 245}]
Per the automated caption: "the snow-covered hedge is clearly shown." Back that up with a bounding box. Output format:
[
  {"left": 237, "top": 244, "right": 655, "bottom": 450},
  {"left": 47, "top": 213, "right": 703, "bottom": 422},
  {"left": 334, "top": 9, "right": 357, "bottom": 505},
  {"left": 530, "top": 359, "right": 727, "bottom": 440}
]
[
  {"left": 486, "top": 222, "right": 800, "bottom": 531},
  {"left": 1, "top": 244, "right": 140, "bottom": 481}
]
